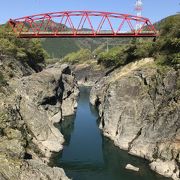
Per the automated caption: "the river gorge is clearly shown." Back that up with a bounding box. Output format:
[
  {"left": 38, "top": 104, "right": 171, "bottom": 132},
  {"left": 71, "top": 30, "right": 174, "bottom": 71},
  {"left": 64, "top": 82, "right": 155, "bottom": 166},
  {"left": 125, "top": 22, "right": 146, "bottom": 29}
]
[
  {"left": 51, "top": 86, "right": 171, "bottom": 180},
  {"left": 0, "top": 56, "right": 179, "bottom": 180}
]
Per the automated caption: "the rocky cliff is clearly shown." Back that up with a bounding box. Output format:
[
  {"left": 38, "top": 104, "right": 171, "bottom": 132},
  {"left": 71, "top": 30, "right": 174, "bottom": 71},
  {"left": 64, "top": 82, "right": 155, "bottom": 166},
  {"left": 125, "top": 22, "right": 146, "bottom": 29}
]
[
  {"left": 0, "top": 56, "right": 79, "bottom": 180},
  {"left": 90, "top": 58, "right": 180, "bottom": 180},
  {"left": 71, "top": 61, "right": 106, "bottom": 86}
]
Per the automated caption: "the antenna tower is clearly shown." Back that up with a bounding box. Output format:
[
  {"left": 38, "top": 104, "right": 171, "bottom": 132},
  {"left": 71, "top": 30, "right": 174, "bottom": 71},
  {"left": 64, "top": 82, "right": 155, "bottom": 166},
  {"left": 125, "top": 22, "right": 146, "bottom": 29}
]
[{"left": 135, "top": 0, "right": 143, "bottom": 29}]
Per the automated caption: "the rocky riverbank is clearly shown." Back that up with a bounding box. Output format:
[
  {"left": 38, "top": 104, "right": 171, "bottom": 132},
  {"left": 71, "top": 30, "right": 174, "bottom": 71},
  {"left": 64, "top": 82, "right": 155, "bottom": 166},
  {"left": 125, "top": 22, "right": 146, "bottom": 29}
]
[
  {"left": 90, "top": 58, "right": 180, "bottom": 180},
  {"left": 71, "top": 61, "right": 106, "bottom": 86},
  {"left": 0, "top": 56, "right": 79, "bottom": 179}
]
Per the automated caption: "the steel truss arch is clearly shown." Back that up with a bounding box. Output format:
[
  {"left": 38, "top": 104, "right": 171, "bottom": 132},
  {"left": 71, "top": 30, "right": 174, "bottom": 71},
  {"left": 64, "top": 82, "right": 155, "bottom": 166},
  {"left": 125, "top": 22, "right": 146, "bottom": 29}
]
[{"left": 8, "top": 11, "right": 158, "bottom": 38}]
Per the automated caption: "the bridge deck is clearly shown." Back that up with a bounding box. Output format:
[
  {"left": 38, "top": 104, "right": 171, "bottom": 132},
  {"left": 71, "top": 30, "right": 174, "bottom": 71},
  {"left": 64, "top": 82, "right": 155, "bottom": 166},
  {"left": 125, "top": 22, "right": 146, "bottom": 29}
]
[{"left": 19, "top": 32, "right": 157, "bottom": 38}]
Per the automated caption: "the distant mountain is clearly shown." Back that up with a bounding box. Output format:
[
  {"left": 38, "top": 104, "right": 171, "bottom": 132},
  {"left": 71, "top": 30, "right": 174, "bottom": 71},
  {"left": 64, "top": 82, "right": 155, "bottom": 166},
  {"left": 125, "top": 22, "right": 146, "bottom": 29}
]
[
  {"left": 37, "top": 20, "right": 132, "bottom": 58},
  {"left": 41, "top": 37, "right": 132, "bottom": 58},
  {"left": 153, "top": 14, "right": 180, "bottom": 31}
]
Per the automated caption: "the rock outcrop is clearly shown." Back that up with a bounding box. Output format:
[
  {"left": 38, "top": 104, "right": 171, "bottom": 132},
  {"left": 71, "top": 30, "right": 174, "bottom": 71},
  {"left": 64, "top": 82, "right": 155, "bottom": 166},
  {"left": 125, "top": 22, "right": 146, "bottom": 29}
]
[
  {"left": 0, "top": 55, "right": 39, "bottom": 80},
  {"left": 0, "top": 155, "right": 69, "bottom": 180},
  {"left": 71, "top": 61, "right": 106, "bottom": 86},
  {"left": 0, "top": 59, "right": 79, "bottom": 180},
  {"left": 90, "top": 58, "right": 180, "bottom": 180}
]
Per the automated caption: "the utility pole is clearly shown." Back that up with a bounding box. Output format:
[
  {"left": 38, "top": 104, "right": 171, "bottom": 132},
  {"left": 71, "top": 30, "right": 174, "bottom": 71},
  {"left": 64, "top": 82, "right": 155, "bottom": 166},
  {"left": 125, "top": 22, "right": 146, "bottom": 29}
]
[{"left": 106, "top": 38, "right": 109, "bottom": 52}]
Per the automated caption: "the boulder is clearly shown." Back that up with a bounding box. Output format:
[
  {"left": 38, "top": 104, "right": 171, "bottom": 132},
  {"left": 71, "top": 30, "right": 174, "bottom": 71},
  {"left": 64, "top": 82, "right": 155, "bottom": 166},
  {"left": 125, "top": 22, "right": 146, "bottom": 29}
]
[
  {"left": 20, "top": 160, "right": 70, "bottom": 180},
  {"left": 0, "top": 154, "right": 70, "bottom": 180},
  {"left": 125, "top": 164, "right": 139, "bottom": 172},
  {"left": 150, "top": 159, "right": 179, "bottom": 180}
]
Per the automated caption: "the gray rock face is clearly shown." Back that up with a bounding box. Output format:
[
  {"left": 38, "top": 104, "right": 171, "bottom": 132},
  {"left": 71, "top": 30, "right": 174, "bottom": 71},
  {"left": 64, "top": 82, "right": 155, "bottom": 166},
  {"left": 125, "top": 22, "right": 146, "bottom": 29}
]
[
  {"left": 0, "top": 63, "right": 79, "bottom": 180},
  {"left": 0, "top": 154, "right": 69, "bottom": 180},
  {"left": 20, "top": 160, "right": 70, "bottom": 180},
  {"left": 0, "top": 55, "right": 36, "bottom": 80},
  {"left": 8, "top": 64, "right": 79, "bottom": 158},
  {"left": 150, "top": 159, "right": 179, "bottom": 180},
  {"left": 90, "top": 58, "right": 180, "bottom": 180},
  {"left": 61, "top": 69, "right": 79, "bottom": 116},
  {"left": 71, "top": 62, "right": 106, "bottom": 86}
]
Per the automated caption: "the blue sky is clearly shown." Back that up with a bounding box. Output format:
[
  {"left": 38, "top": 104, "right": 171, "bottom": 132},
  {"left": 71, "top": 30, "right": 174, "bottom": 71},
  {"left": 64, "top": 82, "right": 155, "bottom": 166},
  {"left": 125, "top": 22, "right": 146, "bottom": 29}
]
[{"left": 0, "top": 0, "right": 179, "bottom": 24}]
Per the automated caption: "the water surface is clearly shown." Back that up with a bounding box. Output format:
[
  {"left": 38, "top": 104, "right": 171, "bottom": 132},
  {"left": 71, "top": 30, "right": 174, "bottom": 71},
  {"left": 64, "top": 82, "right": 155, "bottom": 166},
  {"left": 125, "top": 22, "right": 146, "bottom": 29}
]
[{"left": 52, "top": 86, "right": 170, "bottom": 180}]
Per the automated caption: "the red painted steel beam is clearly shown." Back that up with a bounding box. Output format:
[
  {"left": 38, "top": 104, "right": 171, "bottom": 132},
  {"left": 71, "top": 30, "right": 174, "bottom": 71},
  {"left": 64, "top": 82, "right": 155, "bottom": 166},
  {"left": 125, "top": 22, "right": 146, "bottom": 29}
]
[
  {"left": 8, "top": 11, "right": 158, "bottom": 38},
  {"left": 18, "top": 33, "right": 157, "bottom": 38}
]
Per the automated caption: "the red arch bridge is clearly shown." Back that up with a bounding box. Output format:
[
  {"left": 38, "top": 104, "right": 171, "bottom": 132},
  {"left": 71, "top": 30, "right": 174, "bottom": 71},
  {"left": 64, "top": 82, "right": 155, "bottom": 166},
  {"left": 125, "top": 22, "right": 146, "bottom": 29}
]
[{"left": 8, "top": 11, "right": 158, "bottom": 38}]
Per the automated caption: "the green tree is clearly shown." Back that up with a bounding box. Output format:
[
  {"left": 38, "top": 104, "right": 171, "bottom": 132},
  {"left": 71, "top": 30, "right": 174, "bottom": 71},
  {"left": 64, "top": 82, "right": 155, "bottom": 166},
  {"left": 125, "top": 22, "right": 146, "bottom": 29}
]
[
  {"left": 0, "top": 24, "right": 48, "bottom": 70},
  {"left": 63, "top": 49, "right": 93, "bottom": 64}
]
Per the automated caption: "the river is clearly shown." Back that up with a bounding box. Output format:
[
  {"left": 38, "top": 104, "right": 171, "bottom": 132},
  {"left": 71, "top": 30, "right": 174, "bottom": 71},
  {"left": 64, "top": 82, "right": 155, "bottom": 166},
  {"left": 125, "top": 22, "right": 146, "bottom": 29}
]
[{"left": 51, "top": 86, "right": 170, "bottom": 180}]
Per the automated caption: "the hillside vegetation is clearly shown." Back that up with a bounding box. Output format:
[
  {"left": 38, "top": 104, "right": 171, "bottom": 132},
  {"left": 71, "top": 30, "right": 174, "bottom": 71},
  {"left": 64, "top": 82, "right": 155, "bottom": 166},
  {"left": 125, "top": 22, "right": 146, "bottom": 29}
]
[
  {"left": 0, "top": 26, "right": 47, "bottom": 65},
  {"left": 41, "top": 38, "right": 80, "bottom": 58},
  {"left": 97, "top": 14, "right": 180, "bottom": 68},
  {"left": 62, "top": 49, "right": 93, "bottom": 64},
  {"left": 51, "top": 14, "right": 179, "bottom": 68},
  {"left": 0, "top": 25, "right": 48, "bottom": 86},
  {"left": 42, "top": 37, "right": 131, "bottom": 58}
]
